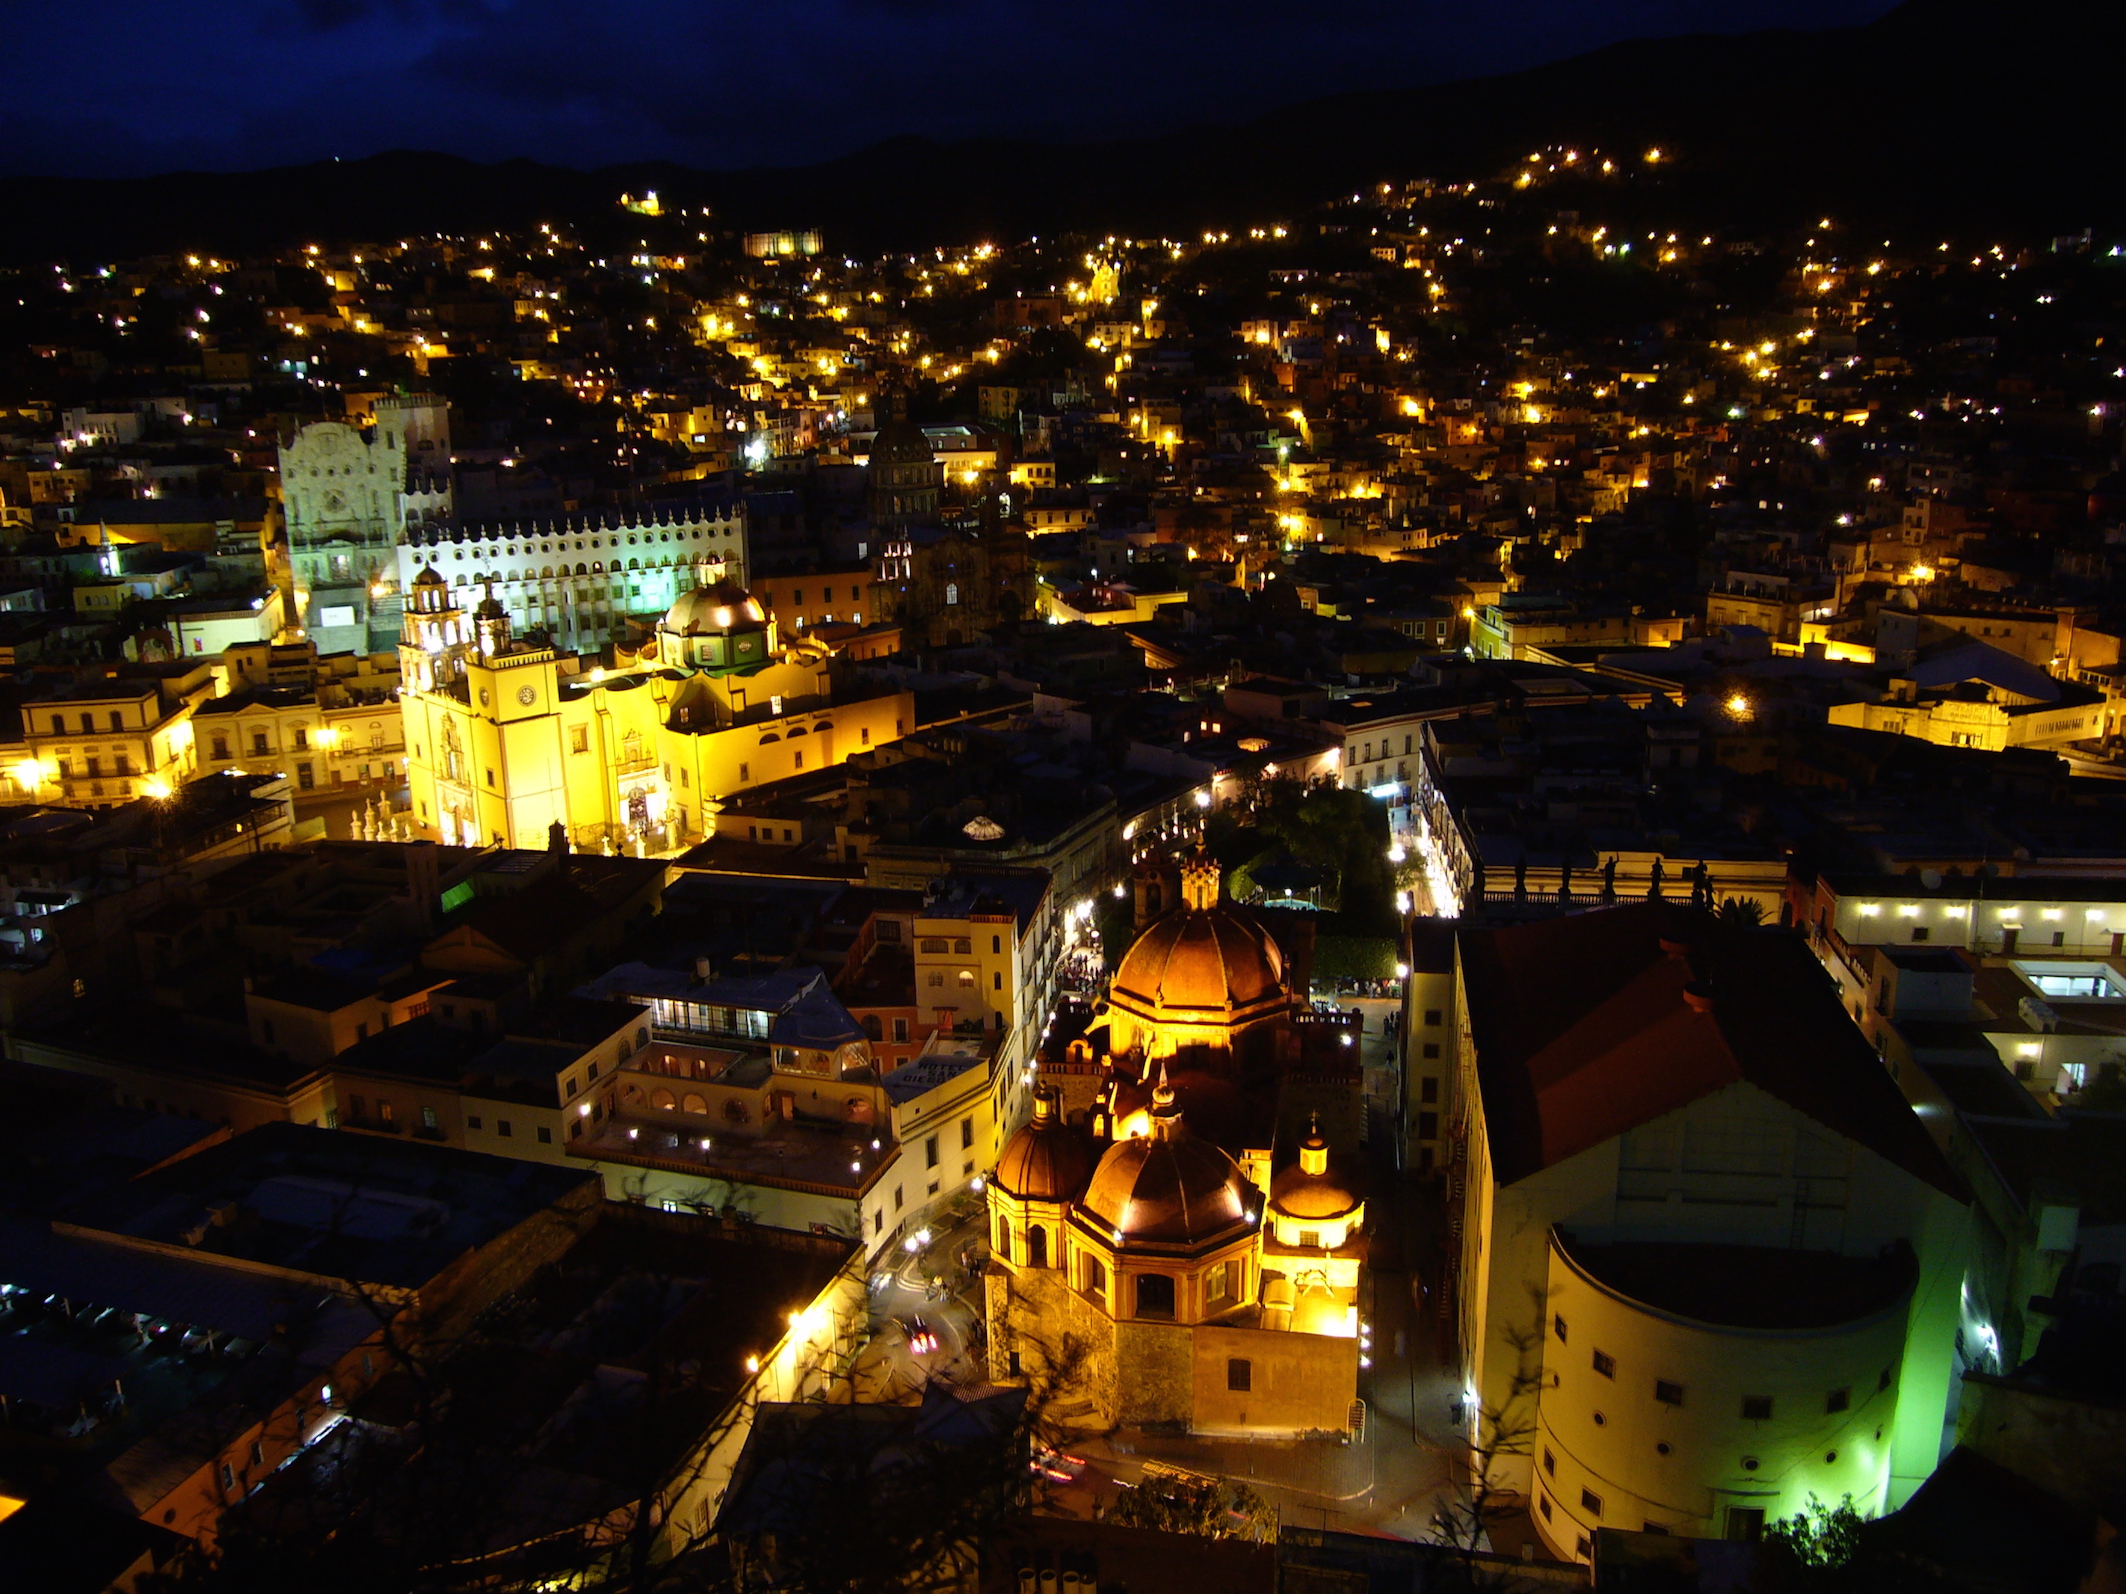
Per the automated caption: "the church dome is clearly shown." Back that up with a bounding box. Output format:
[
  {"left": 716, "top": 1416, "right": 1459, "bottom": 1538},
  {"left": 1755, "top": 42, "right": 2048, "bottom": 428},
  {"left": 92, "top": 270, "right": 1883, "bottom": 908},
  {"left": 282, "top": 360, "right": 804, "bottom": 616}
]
[
  {"left": 412, "top": 564, "right": 446, "bottom": 590},
  {"left": 661, "top": 578, "right": 763, "bottom": 636},
  {"left": 869, "top": 389, "right": 936, "bottom": 470},
  {"left": 1080, "top": 1075, "right": 1254, "bottom": 1246},
  {"left": 1269, "top": 1119, "right": 1362, "bottom": 1222},
  {"left": 995, "top": 1087, "right": 1095, "bottom": 1203},
  {"left": 1110, "top": 853, "right": 1287, "bottom": 1027}
]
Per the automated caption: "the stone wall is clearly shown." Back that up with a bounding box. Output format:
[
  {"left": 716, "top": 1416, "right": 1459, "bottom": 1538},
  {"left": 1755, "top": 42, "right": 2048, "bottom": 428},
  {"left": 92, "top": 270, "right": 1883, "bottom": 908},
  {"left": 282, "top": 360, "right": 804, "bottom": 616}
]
[{"left": 987, "top": 1261, "right": 1118, "bottom": 1429}]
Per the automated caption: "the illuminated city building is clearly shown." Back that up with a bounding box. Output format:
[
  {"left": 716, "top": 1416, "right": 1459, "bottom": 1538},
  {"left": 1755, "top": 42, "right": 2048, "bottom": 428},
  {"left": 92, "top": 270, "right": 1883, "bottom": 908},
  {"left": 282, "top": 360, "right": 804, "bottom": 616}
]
[
  {"left": 395, "top": 498, "right": 745, "bottom": 658},
  {"left": 278, "top": 397, "right": 449, "bottom": 654},
  {"left": 984, "top": 851, "right": 1368, "bottom": 1436},
  {"left": 398, "top": 560, "right": 913, "bottom": 852},
  {"left": 11, "top": 667, "right": 210, "bottom": 809},
  {"left": 1437, "top": 903, "right": 1970, "bottom": 1563}
]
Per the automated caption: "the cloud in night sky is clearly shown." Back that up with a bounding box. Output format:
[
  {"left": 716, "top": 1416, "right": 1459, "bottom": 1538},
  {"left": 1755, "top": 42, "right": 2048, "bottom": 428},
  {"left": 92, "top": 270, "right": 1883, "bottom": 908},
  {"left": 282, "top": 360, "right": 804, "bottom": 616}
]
[{"left": 0, "top": 0, "right": 1899, "bottom": 178}]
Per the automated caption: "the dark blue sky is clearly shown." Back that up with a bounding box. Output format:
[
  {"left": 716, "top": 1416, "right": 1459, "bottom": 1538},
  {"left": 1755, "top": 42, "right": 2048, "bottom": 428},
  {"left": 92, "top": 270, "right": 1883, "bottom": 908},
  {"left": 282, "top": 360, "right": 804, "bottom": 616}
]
[{"left": 1, "top": 0, "right": 1898, "bottom": 178}]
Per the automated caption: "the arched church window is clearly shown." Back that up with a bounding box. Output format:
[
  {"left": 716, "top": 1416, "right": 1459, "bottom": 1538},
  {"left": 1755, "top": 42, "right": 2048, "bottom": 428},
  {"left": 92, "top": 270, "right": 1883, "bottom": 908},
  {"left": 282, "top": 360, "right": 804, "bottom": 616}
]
[{"left": 945, "top": 583, "right": 960, "bottom": 606}]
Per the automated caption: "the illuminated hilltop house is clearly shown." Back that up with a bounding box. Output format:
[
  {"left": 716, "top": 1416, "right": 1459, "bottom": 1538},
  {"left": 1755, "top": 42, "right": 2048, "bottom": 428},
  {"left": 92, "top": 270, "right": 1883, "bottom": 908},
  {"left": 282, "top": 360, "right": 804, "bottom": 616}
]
[
  {"left": 984, "top": 850, "right": 1368, "bottom": 1437},
  {"left": 399, "top": 559, "right": 913, "bottom": 852}
]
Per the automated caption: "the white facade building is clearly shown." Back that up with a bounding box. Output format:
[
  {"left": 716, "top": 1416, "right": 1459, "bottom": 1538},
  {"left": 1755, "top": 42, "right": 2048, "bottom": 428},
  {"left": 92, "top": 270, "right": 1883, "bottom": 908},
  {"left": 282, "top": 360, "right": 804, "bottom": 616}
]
[{"left": 394, "top": 502, "right": 747, "bottom": 658}]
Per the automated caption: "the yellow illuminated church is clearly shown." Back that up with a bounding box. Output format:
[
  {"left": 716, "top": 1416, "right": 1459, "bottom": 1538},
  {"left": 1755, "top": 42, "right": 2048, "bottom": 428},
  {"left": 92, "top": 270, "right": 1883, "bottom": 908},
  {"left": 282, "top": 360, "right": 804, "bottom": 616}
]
[
  {"left": 985, "top": 851, "right": 1370, "bottom": 1437},
  {"left": 399, "top": 559, "right": 913, "bottom": 851}
]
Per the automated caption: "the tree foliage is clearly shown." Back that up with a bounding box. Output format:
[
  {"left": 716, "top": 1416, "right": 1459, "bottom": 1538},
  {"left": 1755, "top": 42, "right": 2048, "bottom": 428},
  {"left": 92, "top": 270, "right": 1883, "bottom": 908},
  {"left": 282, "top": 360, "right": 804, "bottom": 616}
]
[{"left": 1107, "top": 1469, "right": 1276, "bottom": 1543}]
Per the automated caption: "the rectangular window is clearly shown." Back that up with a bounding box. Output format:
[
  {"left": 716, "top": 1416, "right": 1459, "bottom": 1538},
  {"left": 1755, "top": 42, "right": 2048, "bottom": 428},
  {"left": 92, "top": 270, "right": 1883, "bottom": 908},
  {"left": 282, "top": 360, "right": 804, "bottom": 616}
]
[
  {"left": 497, "top": 1119, "right": 513, "bottom": 1138},
  {"left": 1742, "top": 1395, "right": 1773, "bottom": 1420},
  {"left": 1135, "top": 1273, "right": 1175, "bottom": 1319},
  {"left": 537, "top": 1126, "right": 552, "bottom": 1144},
  {"left": 1539, "top": 1493, "right": 1553, "bottom": 1521},
  {"left": 961, "top": 1116, "right": 974, "bottom": 1149},
  {"left": 1553, "top": 1313, "right": 1568, "bottom": 1343},
  {"left": 571, "top": 725, "right": 589, "bottom": 754},
  {"left": 1418, "top": 1111, "right": 1438, "bottom": 1139},
  {"left": 221, "top": 1462, "right": 236, "bottom": 1492},
  {"left": 294, "top": 729, "right": 308, "bottom": 750},
  {"left": 566, "top": 1077, "right": 579, "bottom": 1098},
  {"left": 925, "top": 1135, "right": 939, "bottom": 1168},
  {"left": 894, "top": 1185, "right": 904, "bottom": 1210},
  {"left": 1726, "top": 1508, "right": 1766, "bottom": 1542},
  {"left": 1421, "top": 1077, "right": 1439, "bottom": 1104},
  {"left": 466, "top": 1114, "right": 482, "bottom": 1130},
  {"left": 1422, "top": 1042, "right": 1441, "bottom": 1059},
  {"left": 1424, "top": 1009, "right": 1442, "bottom": 1026},
  {"left": 1543, "top": 1448, "right": 1556, "bottom": 1477},
  {"left": 1825, "top": 1387, "right": 1850, "bottom": 1413},
  {"left": 893, "top": 1017, "right": 909, "bottom": 1043},
  {"left": 1581, "top": 1488, "right": 1603, "bottom": 1518},
  {"left": 1592, "top": 1350, "right": 1615, "bottom": 1379},
  {"left": 1227, "top": 1357, "right": 1252, "bottom": 1393},
  {"left": 1655, "top": 1380, "right": 1685, "bottom": 1407},
  {"left": 420, "top": 1105, "right": 439, "bottom": 1130}
]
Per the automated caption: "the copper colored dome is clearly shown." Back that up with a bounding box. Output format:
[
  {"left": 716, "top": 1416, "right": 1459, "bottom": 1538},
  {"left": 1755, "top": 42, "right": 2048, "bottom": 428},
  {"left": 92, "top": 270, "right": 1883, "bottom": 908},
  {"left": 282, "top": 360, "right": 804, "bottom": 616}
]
[
  {"left": 1110, "top": 895, "right": 1287, "bottom": 1026},
  {"left": 1269, "top": 1122, "right": 1362, "bottom": 1222},
  {"left": 1081, "top": 1080, "right": 1254, "bottom": 1247},
  {"left": 995, "top": 1089, "right": 1095, "bottom": 1202},
  {"left": 1082, "top": 1131, "right": 1254, "bottom": 1246}
]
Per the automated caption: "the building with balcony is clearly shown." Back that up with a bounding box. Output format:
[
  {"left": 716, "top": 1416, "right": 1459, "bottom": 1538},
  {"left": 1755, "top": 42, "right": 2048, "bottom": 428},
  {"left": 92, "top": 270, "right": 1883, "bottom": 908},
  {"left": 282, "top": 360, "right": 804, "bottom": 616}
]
[
  {"left": 575, "top": 962, "right": 931, "bottom": 1247},
  {"left": 13, "top": 665, "right": 213, "bottom": 809}
]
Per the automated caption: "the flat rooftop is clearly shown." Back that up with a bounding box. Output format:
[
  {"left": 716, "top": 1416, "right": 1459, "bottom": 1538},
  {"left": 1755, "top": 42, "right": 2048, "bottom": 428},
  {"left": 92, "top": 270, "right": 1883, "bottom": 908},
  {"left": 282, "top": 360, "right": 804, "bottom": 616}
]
[
  {"left": 57, "top": 1122, "right": 597, "bottom": 1292},
  {"left": 1556, "top": 1231, "right": 1918, "bottom": 1331}
]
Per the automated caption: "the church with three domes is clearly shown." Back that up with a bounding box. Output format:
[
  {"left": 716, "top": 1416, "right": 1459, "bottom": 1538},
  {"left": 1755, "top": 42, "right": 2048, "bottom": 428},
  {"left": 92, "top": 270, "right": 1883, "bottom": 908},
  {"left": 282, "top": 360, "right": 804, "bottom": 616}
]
[{"left": 984, "top": 850, "right": 1370, "bottom": 1437}]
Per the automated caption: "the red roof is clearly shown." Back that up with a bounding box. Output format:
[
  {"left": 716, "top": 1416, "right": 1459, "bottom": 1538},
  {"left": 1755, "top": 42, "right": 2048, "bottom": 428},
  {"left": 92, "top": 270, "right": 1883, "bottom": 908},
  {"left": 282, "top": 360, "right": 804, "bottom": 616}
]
[{"left": 1458, "top": 903, "right": 1963, "bottom": 1199}]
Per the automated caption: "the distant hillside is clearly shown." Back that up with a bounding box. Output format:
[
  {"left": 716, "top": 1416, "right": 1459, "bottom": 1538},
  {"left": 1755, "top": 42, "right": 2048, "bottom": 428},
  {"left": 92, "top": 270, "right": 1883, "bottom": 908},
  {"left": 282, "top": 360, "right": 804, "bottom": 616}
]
[{"left": 2, "top": 0, "right": 2117, "bottom": 264}]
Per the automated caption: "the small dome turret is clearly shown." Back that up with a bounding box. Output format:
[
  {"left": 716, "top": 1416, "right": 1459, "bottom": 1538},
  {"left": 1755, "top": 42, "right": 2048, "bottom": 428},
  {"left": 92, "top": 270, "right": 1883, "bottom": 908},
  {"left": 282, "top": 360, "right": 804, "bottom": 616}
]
[{"left": 1269, "top": 1114, "right": 1363, "bottom": 1224}]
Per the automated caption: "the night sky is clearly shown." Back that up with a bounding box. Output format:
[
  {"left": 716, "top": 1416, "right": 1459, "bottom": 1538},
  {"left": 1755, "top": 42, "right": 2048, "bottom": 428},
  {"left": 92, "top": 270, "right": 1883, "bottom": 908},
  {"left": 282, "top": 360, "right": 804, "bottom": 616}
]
[{"left": 2, "top": 0, "right": 1897, "bottom": 179}]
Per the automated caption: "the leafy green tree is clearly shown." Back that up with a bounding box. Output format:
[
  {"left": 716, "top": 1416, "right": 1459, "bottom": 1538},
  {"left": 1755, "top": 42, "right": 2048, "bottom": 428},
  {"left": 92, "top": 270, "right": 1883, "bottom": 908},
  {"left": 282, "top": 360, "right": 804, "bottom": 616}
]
[
  {"left": 1108, "top": 1469, "right": 1276, "bottom": 1543},
  {"left": 1750, "top": 1494, "right": 1959, "bottom": 1594}
]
